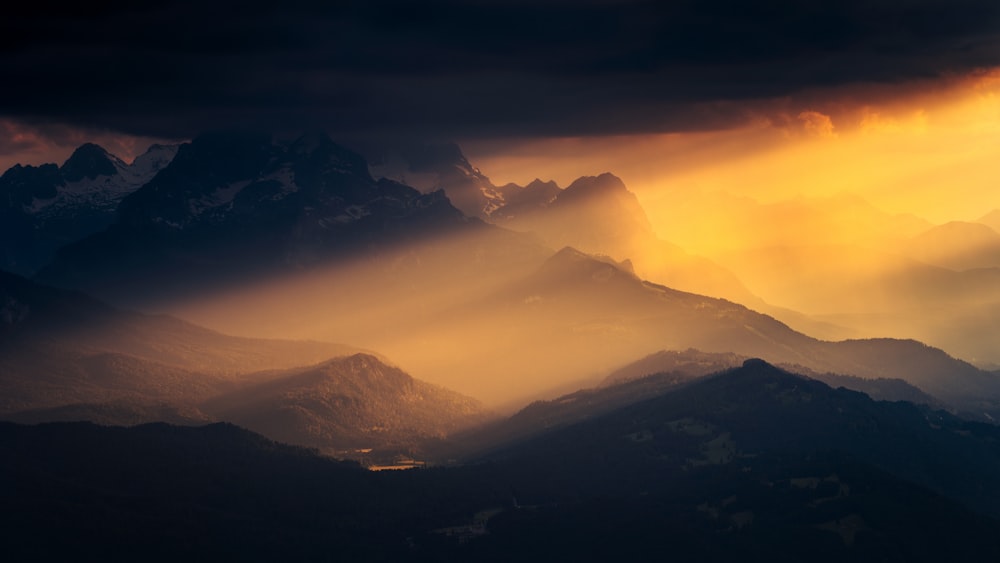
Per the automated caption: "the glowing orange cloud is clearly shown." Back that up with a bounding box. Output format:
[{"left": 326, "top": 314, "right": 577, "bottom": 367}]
[
  {"left": 466, "top": 67, "right": 1000, "bottom": 232},
  {"left": 797, "top": 111, "right": 837, "bottom": 138}
]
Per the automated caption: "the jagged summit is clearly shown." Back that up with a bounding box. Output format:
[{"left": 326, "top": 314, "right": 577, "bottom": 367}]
[
  {"left": 286, "top": 131, "right": 372, "bottom": 178},
  {"left": 526, "top": 178, "right": 558, "bottom": 189},
  {"left": 36, "top": 130, "right": 482, "bottom": 304},
  {"left": 541, "top": 246, "right": 638, "bottom": 277},
  {"left": 559, "top": 172, "right": 628, "bottom": 200},
  {"left": 367, "top": 141, "right": 501, "bottom": 218},
  {"left": 59, "top": 143, "right": 123, "bottom": 182},
  {"left": 0, "top": 142, "right": 178, "bottom": 275},
  {"left": 402, "top": 142, "right": 477, "bottom": 177},
  {"left": 493, "top": 169, "right": 656, "bottom": 266},
  {"left": 493, "top": 178, "right": 561, "bottom": 218}
]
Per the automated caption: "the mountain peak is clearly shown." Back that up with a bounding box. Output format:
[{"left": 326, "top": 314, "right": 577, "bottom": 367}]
[
  {"left": 60, "top": 143, "right": 121, "bottom": 182},
  {"left": 525, "top": 178, "right": 559, "bottom": 191},
  {"left": 320, "top": 353, "right": 387, "bottom": 373},
  {"left": 202, "top": 351, "right": 489, "bottom": 452},
  {"left": 741, "top": 357, "right": 776, "bottom": 370},
  {"left": 286, "top": 131, "right": 371, "bottom": 180},
  {"left": 288, "top": 130, "right": 335, "bottom": 154},
  {"left": 403, "top": 142, "right": 475, "bottom": 176},
  {"left": 548, "top": 246, "right": 593, "bottom": 262},
  {"left": 539, "top": 247, "right": 639, "bottom": 283},
  {"left": 561, "top": 172, "right": 627, "bottom": 199}
]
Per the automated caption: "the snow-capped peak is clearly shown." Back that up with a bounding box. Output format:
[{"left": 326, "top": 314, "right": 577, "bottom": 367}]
[{"left": 19, "top": 142, "right": 179, "bottom": 218}]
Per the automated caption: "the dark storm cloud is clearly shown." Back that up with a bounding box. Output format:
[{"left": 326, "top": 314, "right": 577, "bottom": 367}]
[{"left": 3, "top": 0, "right": 999, "bottom": 140}]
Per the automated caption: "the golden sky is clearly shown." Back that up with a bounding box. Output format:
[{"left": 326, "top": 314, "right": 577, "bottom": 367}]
[{"left": 466, "top": 69, "right": 1000, "bottom": 236}]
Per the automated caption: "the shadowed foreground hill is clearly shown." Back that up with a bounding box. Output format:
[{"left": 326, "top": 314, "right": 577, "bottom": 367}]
[
  {"left": 5, "top": 361, "right": 1000, "bottom": 561},
  {"left": 604, "top": 348, "right": 939, "bottom": 405},
  {"left": 482, "top": 360, "right": 1000, "bottom": 520},
  {"left": 447, "top": 348, "right": 939, "bottom": 461},
  {"left": 0, "top": 422, "right": 409, "bottom": 562}
]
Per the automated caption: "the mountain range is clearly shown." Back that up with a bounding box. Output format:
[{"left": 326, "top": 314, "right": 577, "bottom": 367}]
[
  {"left": 369, "top": 142, "right": 760, "bottom": 305},
  {"left": 34, "top": 132, "right": 510, "bottom": 307},
  {"left": 655, "top": 191, "right": 1000, "bottom": 366},
  {"left": 0, "top": 269, "right": 491, "bottom": 460},
  {"left": 6, "top": 132, "right": 1000, "bottom": 413},
  {"left": 4, "top": 130, "right": 1000, "bottom": 558},
  {"left": 0, "top": 142, "right": 177, "bottom": 276}
]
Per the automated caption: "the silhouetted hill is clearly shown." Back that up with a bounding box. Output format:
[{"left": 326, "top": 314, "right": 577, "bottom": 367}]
[
  {"left": 484, "top": 360, "right": 1000, "bottom": 518},
  {"left": 4, "top": 401, "right": 212, "bottom": 426},
  {"left": 449, "top": 349, "right": 939, "bottom": 462},
  {"left": 6, "top": 365, "right": 1000, "bottom": 561},
  {"left": 0, "top": 421, "right": 406, "bottom": 562},
  {"left": 203, "top": 354, "right": 490, "bottom": 456},
  {"left": 602, "top": 348, "right": 745, "bottom": 385},
  {"left": 605, "top": 348, "right": 939, "bottom": 405}
]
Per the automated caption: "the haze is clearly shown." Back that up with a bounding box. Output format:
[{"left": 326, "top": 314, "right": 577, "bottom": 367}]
[{"left": 4, "top": 1, "right": 1000, "bottom": 406}]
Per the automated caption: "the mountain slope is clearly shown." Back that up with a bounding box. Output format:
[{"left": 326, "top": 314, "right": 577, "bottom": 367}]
[
  {"left": 485, "top": 359, "right": 1000, "bottom": 519},
  {"left": 0, "top": 421, "right": 404, "bottom": 562},
  {"left": 903, "top": 220, "right": 1000, "bottom": 271},
  {"left": 202, "top": 354, "right": 490, "bottom": 455},
  {"left": 368, "top": 142, "right": 512, "bottom": 219},
  {"left": 497, "top": 173, "right": 655, "bottom": 254},
  {"left": 0, "top": 270, "right": 366, "bottom": 414},
  {"left": 450, "top": 348, "right": 940, "bottom": 462},
  {"left": 7, "top": 363, "right": 1000, "bottom": 561},
  {"left": 371, "top": 143, "right": 759, "bottom": 304},
  {"left": 36, "top": 131, "right": 491, "bottom": 306},
  {"left": 714, "top": 241, "right": 1000, "bottom": 365},
  {"left": 978, "top": 209, "right": 1000, "bottom": 233},
  {"left": 493, "top": 172, "right": 759, "bottom": 304},
  {"left": 0, "top": 143, "right": 177, "bottom": 275},
  {"left": 396, "top": 246, "right": 1000, "bottom": 410},
  {"left": 604, "top": 348, "right": 939, "bottom": 406}
]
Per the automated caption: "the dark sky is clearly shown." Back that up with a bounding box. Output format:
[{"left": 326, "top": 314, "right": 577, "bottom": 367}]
[{"left": 3, "top": 0, "right": 1000, "bottom": 144}]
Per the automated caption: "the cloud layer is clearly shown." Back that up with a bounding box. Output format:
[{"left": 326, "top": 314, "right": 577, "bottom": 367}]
[{"left": 4, "top": 0, "right": 1000, "bottom": 140}]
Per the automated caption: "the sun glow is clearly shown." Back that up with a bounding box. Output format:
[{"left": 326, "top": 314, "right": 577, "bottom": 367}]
[
  {"left": 468, "top": 69, "right": 1000, "bottom": 240},
  {"left": 460, "top": 69, "right": 1000, "bottom": 366}
]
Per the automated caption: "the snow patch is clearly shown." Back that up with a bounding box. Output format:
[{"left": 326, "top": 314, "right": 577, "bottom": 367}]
[{"left": 189, "top": 180, "right": 250, "bottom": 216}]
